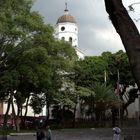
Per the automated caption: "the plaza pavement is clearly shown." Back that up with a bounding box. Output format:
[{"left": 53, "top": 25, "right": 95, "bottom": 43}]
[
  {"left": 4, "top": 128, "right": 113, "bottom": 140},
  {"left": 1, "top": 127, "right": 140, "bottom": 140}
]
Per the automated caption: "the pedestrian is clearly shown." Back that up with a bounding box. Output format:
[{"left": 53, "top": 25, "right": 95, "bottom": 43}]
[
  {"left": 112, "top": 125, "right": 121, "bottom": 140},
  {"left": 36, "top": 127, "right": 45, "bottom": 140},
  {"left": 138, "top": 116, "right": 140, "bottom": 124},
  {"left": 45, "top": 125, "right": 52, "bottom": 140}
]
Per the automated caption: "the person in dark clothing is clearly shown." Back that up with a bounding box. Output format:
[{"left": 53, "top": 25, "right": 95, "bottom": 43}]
[{"left": 36, "top": 128, "right": 45, "bottom": 140}]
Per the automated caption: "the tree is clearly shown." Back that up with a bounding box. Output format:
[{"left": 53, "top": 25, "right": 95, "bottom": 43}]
[
  {"left": 104, "top": 0, "right": 140, "bottom": 90},
  {"left": 74, "top": 50, "right": 137, "bottom": 125},
  {"left": 0, "top": 0, "right": 53, "bottom": 126},
  {"left": 76, "top": 86, "right": 95, "bottom": 120},
  {"left": 73, "top": 55, "right": 122, "bottom": 126},
  {"left": 0, "top": 0, "right": 78, "bottom": 131},
  {"left": 93, "top": 83, "right": 121, "bottom": 126},
  {"left": 30, "top": 94, "right": 46, "bottom": 115},
  {"left": 101, "top": 51, "right": 138, "bottom": 122},
  {"left": 74, "top": 56, "right": 107, "bottom": 88},
  {"left": 73, "top": 56, "right": 106, "bottom": 121},
  {"left": 101, "top": 50, "right": 135, "bottom": 87}
]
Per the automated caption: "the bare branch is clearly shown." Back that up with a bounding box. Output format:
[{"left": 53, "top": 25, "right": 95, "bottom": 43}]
[
  {"left": 128, "top": 2, "right": 140, "bottom": 12},
  {"left": 134, "top": 18, "right": 140, "bottom": 22},
  {"left": 131, "top": 2, "right": 140, "bottom": 6}
]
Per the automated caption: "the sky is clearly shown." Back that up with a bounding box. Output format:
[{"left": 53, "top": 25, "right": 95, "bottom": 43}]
[{"left": 33, "top": 0, "right": 140, "bottom": 56}]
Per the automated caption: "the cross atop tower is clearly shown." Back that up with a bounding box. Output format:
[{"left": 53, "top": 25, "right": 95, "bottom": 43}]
[{"left": 64, "top": 2, "right": 68, "bottom": 12}]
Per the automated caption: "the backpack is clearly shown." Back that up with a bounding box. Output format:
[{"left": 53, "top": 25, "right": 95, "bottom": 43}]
[{"left": 113, "top": 127, "right": 121, "bottom": 135}]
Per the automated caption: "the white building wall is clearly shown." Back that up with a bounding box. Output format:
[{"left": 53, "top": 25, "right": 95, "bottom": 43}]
[
  {"left": 138, "top": 95, "right": 140, "bottom": 116},
  {"left": 127, "top": 100, "right": 139, "bottom": 118},
  {"left": 55, "top": 23, "right": 78, "bottom": 47},
  {"left": 55, "top": 23, "right": 85, "bottom": 59},
  {"left": 75, "top": 47, "right": 85, "bottom": 60},
  {"left": 123, "top": 85, "right": 140, "bottom": 118},
  {"left": 3, "top": 101, "right": 39, "bottom": 117}
]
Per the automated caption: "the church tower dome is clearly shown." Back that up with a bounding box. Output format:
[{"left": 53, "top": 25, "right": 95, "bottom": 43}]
[{"left": 57, "top": 7, "right": 76, "bottom": 24}]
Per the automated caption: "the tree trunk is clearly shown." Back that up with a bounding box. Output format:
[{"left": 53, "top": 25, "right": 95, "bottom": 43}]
[
  {"left": 21, "top": 96, "right": 29, "bottom": 128},
  {"left": 2, "top": 94, "right": 11, "bottom": 140},
  {"left": 46, "top": 100, "right": 50, "bottom": 120},
  {"left": 3, "top": 95, "right": 11, "bottom": 127},
  {"left": 72, "top": 104, "right": 77, "bottom": 128},
  {"left": 24, "top": 96, "right": 29, "bottom": 117},
  {"left": 11, "top": 96, "right": 20, "bottom": 132},
  {"left": 111, "top": 108, "right": 118, "bottom": 127},
  {"left": 104, "top": 0, "right": 140, "bottom": 90}
]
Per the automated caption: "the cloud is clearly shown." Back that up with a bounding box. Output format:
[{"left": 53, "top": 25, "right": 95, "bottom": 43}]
[{"left": 33, "top": 0, "right": 140, "bottom": 56}]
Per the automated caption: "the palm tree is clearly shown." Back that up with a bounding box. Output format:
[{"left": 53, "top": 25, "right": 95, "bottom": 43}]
[{"left": 93, "top": 83, "right": 121, "bottom": 126}]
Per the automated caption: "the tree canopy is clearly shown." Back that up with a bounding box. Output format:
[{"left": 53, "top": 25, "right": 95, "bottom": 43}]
[{"left": 0, "top": 0, "right": 78, "bottom": 130}]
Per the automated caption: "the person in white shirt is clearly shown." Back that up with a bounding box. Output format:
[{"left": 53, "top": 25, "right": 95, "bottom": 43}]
[{"left": 112, "top": 125, "right": 121, "bottom": 140}]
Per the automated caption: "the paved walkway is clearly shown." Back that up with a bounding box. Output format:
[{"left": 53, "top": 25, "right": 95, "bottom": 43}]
[
  {"left": 0, "top": 128, "right": 116, "bottom": 140},
  {"left": 52, "top": 128, "right": 113, "bottom": 140},
  {"left": 1, "top": 127, "right": 140, "bottom": 140}
]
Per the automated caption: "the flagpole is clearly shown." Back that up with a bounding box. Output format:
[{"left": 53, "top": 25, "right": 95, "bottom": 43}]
[
  {"left": 117, "top": 69, "right": 121, "bottom": 127},
  {"left": 117, "top": 70, "right": 119, "bottom": 83},
  {"left": 117, "top": 69, "right": 120, "bottom": 95},
  {"left": 104, "top": 70, "right": 107, "bottom": 83}
]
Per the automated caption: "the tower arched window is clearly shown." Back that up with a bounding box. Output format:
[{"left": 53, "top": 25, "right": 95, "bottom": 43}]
[
  {"left": 61, "top": 37, "right": 65, "bottom": 40},
  {"left": 61, "top": 26, "right": 65, "bottom": 31},
  {"left": 69, "top": 37, "right": 72, "bottom": 43}
]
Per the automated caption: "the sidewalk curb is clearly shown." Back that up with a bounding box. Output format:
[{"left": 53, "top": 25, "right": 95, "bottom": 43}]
[{"left": 10, "top": 133, "right": 36, "bottom": 136}]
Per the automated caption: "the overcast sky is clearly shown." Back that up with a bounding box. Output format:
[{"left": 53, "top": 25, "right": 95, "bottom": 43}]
[{"left": 33, "top": 0, "right": 140, "bottom": 56}]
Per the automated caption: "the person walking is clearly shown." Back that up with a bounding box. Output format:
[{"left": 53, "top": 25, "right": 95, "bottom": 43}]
[
  {"left": 45, "top": 125, "right": 52, "bottom": 140},
  {"left": 112, "top": 125, "right": 121, "bottom": 140},
  {"left": 36, "top": 127, "right": 45, "bottom": 140}
]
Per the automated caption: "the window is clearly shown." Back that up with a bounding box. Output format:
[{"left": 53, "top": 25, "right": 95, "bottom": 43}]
[
  {"left": 61, "top": 26, "right": 65, "bottom": 31},
  {"left": 61, "top": 37, "right": 65, "bottom": 40},
  {"left": 69, "top": 37, "right": 72, "bottom": 43}
]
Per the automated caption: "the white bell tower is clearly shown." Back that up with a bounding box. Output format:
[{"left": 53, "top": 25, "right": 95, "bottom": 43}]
[
  {"left": 55, "top": 3, "right": 78, "bottom": 48},
  {"left": 55, "top": 3, "right": 85, "bottom": 59}
]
